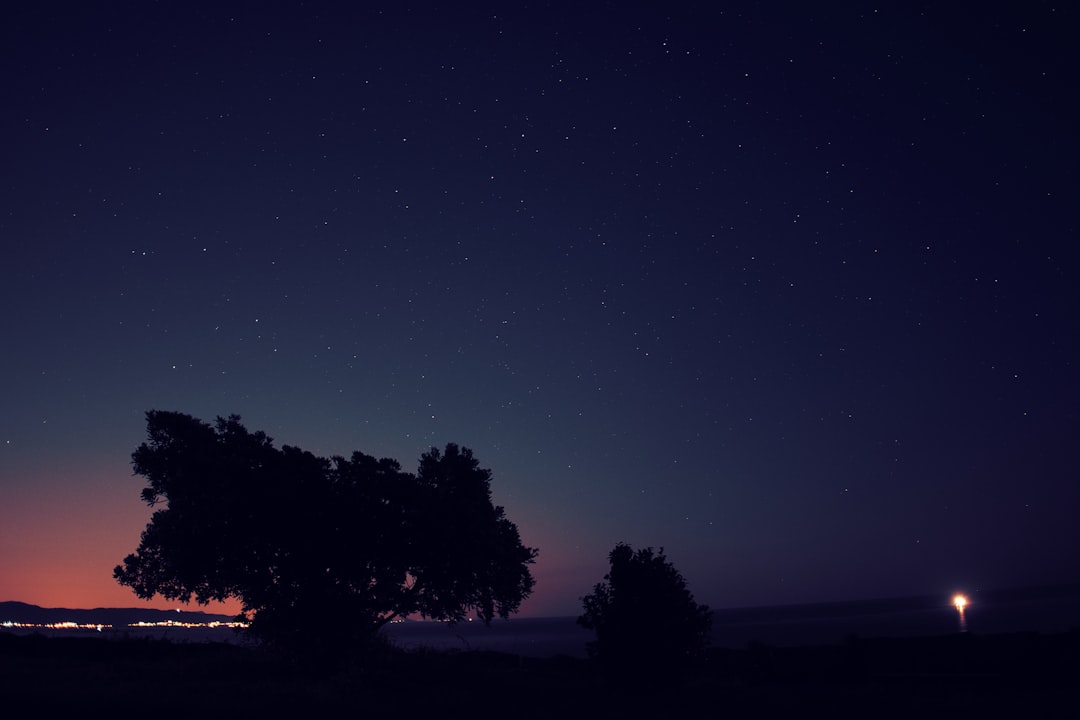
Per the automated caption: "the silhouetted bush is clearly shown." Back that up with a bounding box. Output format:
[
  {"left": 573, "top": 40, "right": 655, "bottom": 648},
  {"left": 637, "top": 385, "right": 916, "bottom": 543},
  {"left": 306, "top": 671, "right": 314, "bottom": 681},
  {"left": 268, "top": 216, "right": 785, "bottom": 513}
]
[{"left": 578, "top": 543, "right": 711, "bottom": 689}]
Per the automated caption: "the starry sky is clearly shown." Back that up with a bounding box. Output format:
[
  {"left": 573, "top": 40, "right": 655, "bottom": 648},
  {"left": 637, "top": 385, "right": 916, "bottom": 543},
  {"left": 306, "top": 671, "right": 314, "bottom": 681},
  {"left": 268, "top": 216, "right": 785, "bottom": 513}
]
[{"left": 2, "top": 2, "right": 1077, "bottom": 619}]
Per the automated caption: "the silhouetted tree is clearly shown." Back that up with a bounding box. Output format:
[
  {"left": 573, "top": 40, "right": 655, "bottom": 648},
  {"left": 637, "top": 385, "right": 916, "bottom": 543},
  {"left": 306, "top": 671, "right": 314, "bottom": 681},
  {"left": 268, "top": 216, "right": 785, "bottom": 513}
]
[
  {"left": 114, "top": 411, "right": 537, "bottom": 660},
  {"left": 578, "top": 543, "right": 711, "bottom": 687}
]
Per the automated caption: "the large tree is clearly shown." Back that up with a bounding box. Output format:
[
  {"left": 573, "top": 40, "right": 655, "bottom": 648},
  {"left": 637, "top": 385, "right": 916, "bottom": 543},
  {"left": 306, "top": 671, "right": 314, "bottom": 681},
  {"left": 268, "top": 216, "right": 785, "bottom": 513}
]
[{"left": 115, "top": 411, "right": 537, "bottom": 656}]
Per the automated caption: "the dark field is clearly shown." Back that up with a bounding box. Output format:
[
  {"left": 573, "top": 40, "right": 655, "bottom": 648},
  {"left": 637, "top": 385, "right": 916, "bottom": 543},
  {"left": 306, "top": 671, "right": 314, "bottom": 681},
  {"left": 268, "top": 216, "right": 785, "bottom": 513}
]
[{"left": 2, "top": 629, "right": 1077, "bottom": 718}]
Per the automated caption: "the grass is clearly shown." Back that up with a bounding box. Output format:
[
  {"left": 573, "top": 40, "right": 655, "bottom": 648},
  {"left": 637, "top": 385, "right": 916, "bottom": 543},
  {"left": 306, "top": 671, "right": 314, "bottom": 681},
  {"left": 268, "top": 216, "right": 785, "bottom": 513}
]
[{"left": 2, "top": 629, "right": 1077, "bottom": 718}]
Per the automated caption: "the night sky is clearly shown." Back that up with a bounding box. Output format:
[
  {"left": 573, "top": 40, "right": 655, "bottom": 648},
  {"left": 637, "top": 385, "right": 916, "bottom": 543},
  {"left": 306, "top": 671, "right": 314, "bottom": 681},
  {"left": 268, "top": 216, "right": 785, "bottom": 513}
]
[{"left": 2, "top": 2, "right": 1077, "bottom": 619}]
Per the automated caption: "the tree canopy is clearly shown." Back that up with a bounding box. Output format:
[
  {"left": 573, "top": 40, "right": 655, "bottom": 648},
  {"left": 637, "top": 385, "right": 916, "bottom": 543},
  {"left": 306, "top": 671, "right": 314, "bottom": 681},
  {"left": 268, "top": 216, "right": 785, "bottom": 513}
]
[
  {"left": 578, "top": 543, "right": 711, "bottom": 686},
  {"left": 114, "top": 410, "right": 537, "bottom": 656}
]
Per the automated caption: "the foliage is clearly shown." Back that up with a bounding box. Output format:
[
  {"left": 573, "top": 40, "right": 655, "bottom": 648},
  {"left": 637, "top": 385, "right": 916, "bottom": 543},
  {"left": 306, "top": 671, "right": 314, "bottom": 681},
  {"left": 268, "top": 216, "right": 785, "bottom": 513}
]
[
  {"left": 114, "top": 410, "right": 537, "bottom": 658},
  {"left": 578, "top": 543, "right": 711, "bottom": 686}
]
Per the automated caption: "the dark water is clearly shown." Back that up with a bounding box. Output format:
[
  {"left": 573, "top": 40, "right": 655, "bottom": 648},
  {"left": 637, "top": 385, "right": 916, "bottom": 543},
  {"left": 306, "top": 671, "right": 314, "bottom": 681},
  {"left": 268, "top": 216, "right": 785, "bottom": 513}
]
[
  {"left": 382, "top": 584, "right": 1080, "bottom": 658},
  {"left": 383, "top": 617, "right": 594, "bottom": 658}
]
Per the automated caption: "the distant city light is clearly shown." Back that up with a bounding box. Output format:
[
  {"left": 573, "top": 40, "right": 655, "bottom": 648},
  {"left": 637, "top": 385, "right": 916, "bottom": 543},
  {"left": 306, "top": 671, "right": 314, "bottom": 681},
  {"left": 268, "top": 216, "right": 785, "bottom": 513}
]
[
  {"left": 1, "top": 619, "right": 248, "bottom": 631},
  {"left": 2, "top": 621, "right": 108, "bottom": 631},
  {"left": 128, "top": 619, "right": 249, "bottom": 629}
]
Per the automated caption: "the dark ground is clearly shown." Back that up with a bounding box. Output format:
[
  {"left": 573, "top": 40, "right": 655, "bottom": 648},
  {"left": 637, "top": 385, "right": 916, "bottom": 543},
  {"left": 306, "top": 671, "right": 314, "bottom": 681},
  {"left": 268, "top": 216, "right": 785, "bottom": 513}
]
[{"left": 1, "top": 629, "right": 1077, "bottom": 718}]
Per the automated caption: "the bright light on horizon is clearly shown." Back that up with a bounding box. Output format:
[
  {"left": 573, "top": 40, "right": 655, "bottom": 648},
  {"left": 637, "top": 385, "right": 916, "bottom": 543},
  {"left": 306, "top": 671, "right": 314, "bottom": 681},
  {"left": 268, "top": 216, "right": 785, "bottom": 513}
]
[{"left": 953, "top": 593, "right": 969, "bottom": 632}]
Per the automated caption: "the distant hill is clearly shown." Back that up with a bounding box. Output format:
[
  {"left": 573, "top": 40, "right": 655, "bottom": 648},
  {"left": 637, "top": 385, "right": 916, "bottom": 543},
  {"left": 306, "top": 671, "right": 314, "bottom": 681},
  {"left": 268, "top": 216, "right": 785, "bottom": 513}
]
[{"left": 0, "top": 601, "right": 239, "bottom": 627}]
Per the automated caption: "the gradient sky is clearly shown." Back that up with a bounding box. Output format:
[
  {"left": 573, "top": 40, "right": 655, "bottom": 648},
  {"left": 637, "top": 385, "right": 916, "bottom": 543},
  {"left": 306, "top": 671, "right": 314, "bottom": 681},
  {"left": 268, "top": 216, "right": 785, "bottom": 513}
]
[{"left": 2, "top": 2, "right": 1077, "bottom": 619}]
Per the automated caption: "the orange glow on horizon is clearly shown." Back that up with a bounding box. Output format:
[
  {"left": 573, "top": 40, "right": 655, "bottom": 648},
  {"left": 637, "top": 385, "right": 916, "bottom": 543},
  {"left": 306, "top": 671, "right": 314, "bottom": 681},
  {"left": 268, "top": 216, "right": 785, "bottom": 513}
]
[{"left": 0, "top": 458, "right": 245, "bottom": 615}]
